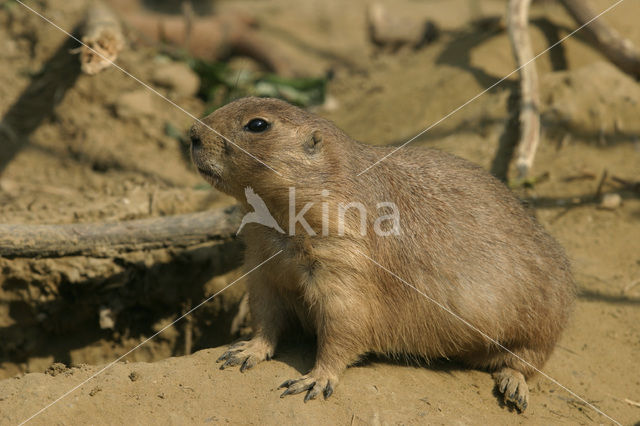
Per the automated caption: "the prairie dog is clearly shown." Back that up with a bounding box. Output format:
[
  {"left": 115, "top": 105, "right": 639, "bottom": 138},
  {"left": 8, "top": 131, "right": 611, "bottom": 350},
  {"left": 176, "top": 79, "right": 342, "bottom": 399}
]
[{"left": 189, "top": 97, "right": 575, "bottom": 411}]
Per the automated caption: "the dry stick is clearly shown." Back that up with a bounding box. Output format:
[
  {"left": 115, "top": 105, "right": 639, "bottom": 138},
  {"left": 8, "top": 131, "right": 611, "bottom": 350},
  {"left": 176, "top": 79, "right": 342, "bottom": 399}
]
[
  {"left": 123, "top": 13, "right": 293, "bottom": 76},
  {"left": 612, "top": 175, "right": 640, "bottom": 193},
  {"left": 78, "top": 0, "right": 125, "bottom": 75},
  {"left": 507, "top": 0, "right": 541, "bottom": 179},
  {"left": 594, "top": 169, "right": 608, "bottom": 199},
  {"left": 559, "top": 0, "right": 640, "bottom": 78},
  {"left": 181, "top": 0, "right": 194, "bottom": 51},
  {"left": 623, "top": 398, "right": 640, "bottom": 408},
  {"left": 183, "top": 299, "right": 193, "bottom": 356},
  {"left": 0, "top": 206, "right": 242, "bottom": 258}
]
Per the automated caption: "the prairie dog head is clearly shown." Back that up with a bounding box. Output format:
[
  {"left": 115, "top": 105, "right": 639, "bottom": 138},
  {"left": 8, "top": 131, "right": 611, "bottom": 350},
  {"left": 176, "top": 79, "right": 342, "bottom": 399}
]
[{"left": 189, "top": 97, "right": 344, "bottom": 202}]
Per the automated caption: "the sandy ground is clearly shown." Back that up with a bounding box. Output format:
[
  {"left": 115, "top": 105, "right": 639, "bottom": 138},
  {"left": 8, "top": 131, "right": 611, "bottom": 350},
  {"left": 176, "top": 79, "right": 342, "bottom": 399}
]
[{"left": 0, "top": 0, "right": 639, "bottom": 424}]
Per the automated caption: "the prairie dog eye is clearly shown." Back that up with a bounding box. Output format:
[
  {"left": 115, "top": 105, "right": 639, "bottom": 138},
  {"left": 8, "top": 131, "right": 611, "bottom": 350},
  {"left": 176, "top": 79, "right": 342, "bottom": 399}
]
[{"left": 244, "top": 118, "right": 270, "bottom": 133}]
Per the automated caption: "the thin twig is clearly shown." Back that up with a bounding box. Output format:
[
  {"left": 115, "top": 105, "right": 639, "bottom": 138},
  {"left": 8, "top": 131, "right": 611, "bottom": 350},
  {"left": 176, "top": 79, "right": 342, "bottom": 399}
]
[
  {"left": 181, "top": 0, "right": 194, "bottom": 51},
  {"left": 507, "top": 0, "right": 541, "bottom": 179},
  {"left": 183, "top": 299, "right": 193, "bottom": 355},
  {"left": 559, "top": 0, "right": 640, "bottom": 78},
  {"left": 594, "top": 169, "right": 608, "bottom": 199},
  {"left": 624, "top": 398, "right": 640, "bottom": 408}
]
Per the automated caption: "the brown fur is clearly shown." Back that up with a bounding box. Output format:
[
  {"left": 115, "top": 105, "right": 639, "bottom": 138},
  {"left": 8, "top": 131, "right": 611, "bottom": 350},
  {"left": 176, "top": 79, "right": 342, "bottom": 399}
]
[{"left": 190, "top": 97, "right": 576, "bottom": 410}]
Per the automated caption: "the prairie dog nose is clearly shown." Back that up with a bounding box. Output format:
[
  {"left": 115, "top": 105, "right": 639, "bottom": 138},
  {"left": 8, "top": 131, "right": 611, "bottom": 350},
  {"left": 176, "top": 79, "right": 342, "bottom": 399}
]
[{"left": 190, "top": 128, "right": 202, "bottom": 149}]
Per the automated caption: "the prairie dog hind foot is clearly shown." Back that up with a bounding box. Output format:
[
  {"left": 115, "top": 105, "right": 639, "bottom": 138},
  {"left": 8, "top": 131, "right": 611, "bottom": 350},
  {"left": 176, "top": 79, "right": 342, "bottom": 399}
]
[{"left": 493, "top": 367, "right": 530, "bottom": 412}]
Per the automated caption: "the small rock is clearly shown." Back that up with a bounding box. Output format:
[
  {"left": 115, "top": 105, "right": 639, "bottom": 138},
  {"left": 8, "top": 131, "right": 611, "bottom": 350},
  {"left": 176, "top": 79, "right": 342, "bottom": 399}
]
[
  {"left": 89, "top": 386, "right": 102, "bottom": 397},
  {"left": 114, "top": 89, "right": 156, "bottom": 120},
  {"left": 321, "top": 95, "right": 340, "bottom": 112},
  {"left": 99, "top": 307, "right": 116, "bottom": 330},
  {"left": 599, "top": 193, "right": 622, "bottom": 210},
  {"left": 151, "top": 62, "right": 200, "bottom": 97},
  {"left": 129, "top": 371, "right": 140, "bottom": 382},
  {"left": 45, "top": 363, "right": 67, "bottom": 377}
]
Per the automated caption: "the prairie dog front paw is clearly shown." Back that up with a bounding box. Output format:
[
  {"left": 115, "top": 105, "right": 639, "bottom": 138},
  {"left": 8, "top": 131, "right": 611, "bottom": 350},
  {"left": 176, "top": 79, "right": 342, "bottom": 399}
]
[{"left": 217, "top": 338, "right": 274, "bottom": 372}]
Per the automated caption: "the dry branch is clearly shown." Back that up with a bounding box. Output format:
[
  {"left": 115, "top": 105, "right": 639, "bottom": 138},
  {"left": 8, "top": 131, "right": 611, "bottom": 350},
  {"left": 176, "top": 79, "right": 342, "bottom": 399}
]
[
  {"left": 624, "top": 398, "right": 640, "bottom": 408},
  {"left": 0, "top": 206, "right": 242, "bottom": 258},
  {"left": 123, "top": 12, "right": 294, "bottom": 76},
  {"left": 78, "top": 1, "right": 125, "bottom": 75},
  {"left": 559, "top": 0, "right": 640, "bottom": 78},
  {"left": 507, "top": 0, "right": 541, "bottom": 179}
]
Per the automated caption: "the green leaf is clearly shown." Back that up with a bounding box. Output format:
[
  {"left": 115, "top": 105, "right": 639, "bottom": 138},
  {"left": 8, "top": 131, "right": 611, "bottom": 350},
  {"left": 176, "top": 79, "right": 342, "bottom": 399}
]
[{"left": 188, "top": 58, "right": 327, "bottom": 110}]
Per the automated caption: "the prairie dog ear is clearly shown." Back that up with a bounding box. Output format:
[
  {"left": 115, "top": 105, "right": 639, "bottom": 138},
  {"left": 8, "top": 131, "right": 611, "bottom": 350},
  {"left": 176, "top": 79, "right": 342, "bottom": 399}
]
[{"left": 303, "top": 130, "right": 322, "bottom": 154}]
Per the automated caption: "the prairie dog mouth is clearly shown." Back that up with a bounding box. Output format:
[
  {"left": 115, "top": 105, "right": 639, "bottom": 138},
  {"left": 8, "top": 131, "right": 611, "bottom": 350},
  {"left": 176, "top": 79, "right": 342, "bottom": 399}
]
[
  {"left": 197, "top": 166, "right": 222, "bottom": 184},
  {"left": 192, "top": 149, "right": 222, "bottom": 179}
]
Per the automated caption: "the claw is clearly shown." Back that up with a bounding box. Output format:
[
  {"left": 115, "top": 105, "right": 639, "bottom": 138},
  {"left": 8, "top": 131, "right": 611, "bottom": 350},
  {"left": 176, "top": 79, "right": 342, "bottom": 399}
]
[
  {"left": 278, "top": 374, "right": 335, "bottom": 402},
  {"left": 304, "top": 387, "right": 319, "bottom": 403},
  {"left": 279, "top": 379, "right": 295, "bottom": 389},
  {"left": 240, "top": 357, "right": 252, "bottom": 373},
  {"left": 323, "top": 383, "right": 333, "bottom": 399},
  {"left": 280, "top": 388, "right": 294, "bottom": 398},
  {"left": 279, "top": 379, "right": 315, "bottom": 397},
  {"left": 514, "top": 393, "right": 528, "bottom": 411},
  {"left": 220, "top": 357, "right": 238, "bottom": 370},
  {"left": 216, "top": 350, "right": 240, "bottom": 363}
]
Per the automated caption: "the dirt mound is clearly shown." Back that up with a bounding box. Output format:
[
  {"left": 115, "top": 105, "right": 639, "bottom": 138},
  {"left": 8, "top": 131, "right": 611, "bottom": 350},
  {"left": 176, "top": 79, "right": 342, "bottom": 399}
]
[
  {"left": 0, "top": 346, "right": 620, "bottom": 425},
  {"left": 0, "top": 0, "right": 639, "bottom": 424}
]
